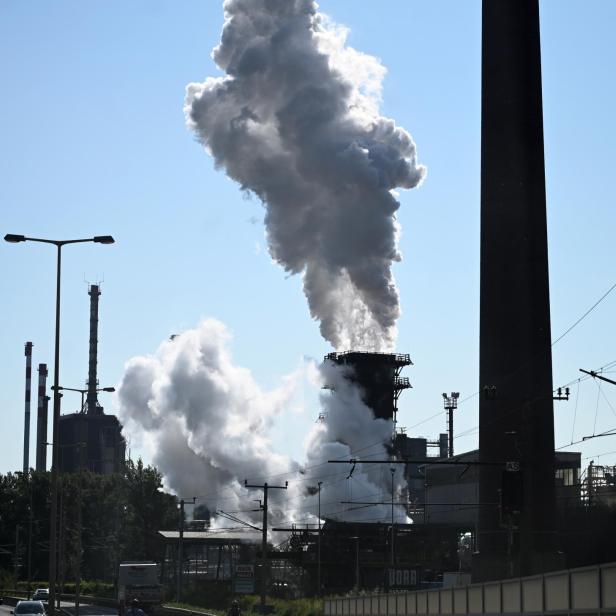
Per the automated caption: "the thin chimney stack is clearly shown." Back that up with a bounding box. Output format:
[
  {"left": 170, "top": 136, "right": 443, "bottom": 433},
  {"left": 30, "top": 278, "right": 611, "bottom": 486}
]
[
  {"left": 86, "top": 285, "right": 101, "bottom": 415},
  {"left": 35, "top": 363, "right": 48, "bottom": 471},
  {"left": 23, "top": 342, "right": 33, "bottom": 473}
]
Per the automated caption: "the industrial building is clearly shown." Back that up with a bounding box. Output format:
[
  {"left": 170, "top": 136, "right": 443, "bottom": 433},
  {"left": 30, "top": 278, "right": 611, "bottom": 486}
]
[
  {"left": 324, "top": 351, "right": 411, "bottom": 422},
  {"left": 158, "top": 530, "right": 261, "bottom": 586},
  {"left": 58, "top": 411, "right": 124, "bottom": 474},
  {"left": 414, "top": 448, "right": 582, "bottom": 528},
  {"left": 58, "top": 284, "right": 125, "bottom": 474}
]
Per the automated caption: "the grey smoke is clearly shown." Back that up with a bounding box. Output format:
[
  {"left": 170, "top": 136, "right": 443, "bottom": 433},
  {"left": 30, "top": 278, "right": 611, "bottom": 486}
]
[
  {"left": 185, "top": 0, "right": 425, "bottom": 351},
  {"left": 117, "top": 319, "right": 408, "bottom": 526}
]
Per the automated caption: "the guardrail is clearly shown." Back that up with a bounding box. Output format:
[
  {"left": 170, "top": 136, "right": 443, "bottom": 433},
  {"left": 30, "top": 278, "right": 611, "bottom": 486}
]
[
  {"left": 158, "top": 606, "right": 218, "bottom": 616},
  {"left": 324, "top": 561, "right": 616, "bottom": 616},
  {"left": 1, "top": 596, "right": 29, "bottom": 607},
  {"left": 0, "top": 593, "right": 216, "bottom": 616},
  {"left": 0, "top": 592, "right": 116, "bottom": 611}
]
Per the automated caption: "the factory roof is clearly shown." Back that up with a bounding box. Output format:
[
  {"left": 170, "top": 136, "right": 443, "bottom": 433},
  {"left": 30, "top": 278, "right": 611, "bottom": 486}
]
[
  {"left": 326, "top": 350, "right": 412, "bottom": 365},
  {"left": 158, "top": 530, "right": 261, "bottom": 545}
]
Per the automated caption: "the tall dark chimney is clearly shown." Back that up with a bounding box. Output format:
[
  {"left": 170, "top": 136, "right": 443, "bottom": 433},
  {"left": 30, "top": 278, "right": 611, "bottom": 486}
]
[
  {"left": 36, "top": 363, "right": 48, "bottom": 471},
  {"left": 86, "top": 284, "right": 102, "bottom": 415},
  {"left": 23, "top": 341, "right": 33, "bottom": 473},
  {"left": 476, "top": 0, "right": 560, "bottom": 580}
]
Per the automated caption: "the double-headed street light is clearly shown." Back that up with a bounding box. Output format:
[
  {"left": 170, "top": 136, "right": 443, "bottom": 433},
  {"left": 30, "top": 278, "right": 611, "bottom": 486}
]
[
  {"left": 5, "top": 233, "right": 114, "bottom": 614},
  {"left": 51, "top": 385, "right": 115, "bottom": 413}
]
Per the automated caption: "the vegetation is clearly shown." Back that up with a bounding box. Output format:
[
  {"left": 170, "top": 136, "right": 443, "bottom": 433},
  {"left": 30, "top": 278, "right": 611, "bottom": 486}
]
[
  {"left": 166, "top": 596, "right": 322, "bottom": 616},
  {"left": 0, "top": 459, "right": 178, "bottom": 585}
]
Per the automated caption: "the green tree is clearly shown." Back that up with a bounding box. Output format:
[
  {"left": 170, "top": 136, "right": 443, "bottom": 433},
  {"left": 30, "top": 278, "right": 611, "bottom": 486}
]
[{"left": 0, "top": 460, "right": 178, "bottom": 585}]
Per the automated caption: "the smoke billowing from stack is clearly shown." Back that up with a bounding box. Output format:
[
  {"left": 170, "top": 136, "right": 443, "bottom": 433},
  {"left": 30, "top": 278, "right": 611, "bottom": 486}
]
[
  {"left": 118, "top": 1, "right": 419, "bottom": 525},
  {"left": 184, "top": 0, "right": 425, "bottom": 351},
  {"left": 117, "top": 320, "right": 408, "bottom": 526}
]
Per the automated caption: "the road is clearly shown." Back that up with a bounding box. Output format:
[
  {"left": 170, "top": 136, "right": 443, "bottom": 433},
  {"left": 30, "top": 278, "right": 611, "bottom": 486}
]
[{"left": 0, "top": 601, "right": 117, "bottom": 616}]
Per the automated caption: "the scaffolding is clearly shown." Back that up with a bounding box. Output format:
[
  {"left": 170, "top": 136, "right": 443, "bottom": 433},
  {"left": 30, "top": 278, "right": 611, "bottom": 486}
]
[
  {"left": 324, "top": 351, "right": 412, "bottom": 423},
  {"left": 581, "top": 462, "right": 616, "bottom": 506}
]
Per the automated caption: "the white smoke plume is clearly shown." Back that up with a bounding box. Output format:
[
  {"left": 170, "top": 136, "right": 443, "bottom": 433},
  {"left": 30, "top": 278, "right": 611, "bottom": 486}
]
[
  {"left": 118, "top": 319, "right": 298, "bottom": 517},
  {"left": 300, "top": 359, "right": 409, "bottom": 524},
  {"left": 184, "top": 0, "right": 425, "bottom": 351},
  {"left": 117, "top": 320, "right": 408, "bottom": 527}
]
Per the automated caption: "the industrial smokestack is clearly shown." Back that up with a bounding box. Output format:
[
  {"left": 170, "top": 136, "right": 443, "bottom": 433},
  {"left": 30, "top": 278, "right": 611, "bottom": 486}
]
[
  {"left": 86, "top": 284, "right": 101, "bottom": 415},
  {"left": 476, "top": 0, "right": 559, "bottom": 580},
  {"left": 23, "top": 342, "right": 33, "bottom": 473},
  {"left": 35, "top": 363, "right": 48, "bottom": 471}
]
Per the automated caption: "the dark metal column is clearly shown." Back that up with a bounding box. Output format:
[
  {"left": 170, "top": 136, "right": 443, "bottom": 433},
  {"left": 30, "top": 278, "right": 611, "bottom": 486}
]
[
  {"left": 36, "top": 363, "right": 48, "bottom": 471},
  {"left": 23, "top": 342, "right": 33, "bottom": 473},
  {"left": 476, "top": 0, "right": 560, "bottom": 581},
  {"left": 86, "top": 285, "right": 101, "bottom": 415}
]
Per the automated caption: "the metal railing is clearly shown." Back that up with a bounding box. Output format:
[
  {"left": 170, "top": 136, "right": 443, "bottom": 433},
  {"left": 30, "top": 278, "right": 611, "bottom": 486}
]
[{"left": 324, "top": 561, "right": 616, "bottom": 615}]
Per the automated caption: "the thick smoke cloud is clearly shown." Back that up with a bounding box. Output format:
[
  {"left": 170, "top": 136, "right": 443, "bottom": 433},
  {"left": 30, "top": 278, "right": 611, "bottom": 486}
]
[
  {"left": 185, "top": 0, "right": 425, "bottom": 351},
  {"left": 117, "top": 320, "right": 408, "bottom": 526},
  {"left": 118, "top": 319, "right": 298, "bottom": 515}
]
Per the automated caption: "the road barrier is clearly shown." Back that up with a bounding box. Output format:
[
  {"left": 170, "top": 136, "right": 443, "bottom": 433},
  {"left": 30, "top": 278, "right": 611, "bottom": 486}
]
[
  {"left": 158, "top": 606, "right": 218, "bottom": 616},
  {"left": 324, "top": 561, "right": 616, "bottom": 616},
  {"left": 0, "top": 596, "right": 28, "bottom": 607}
]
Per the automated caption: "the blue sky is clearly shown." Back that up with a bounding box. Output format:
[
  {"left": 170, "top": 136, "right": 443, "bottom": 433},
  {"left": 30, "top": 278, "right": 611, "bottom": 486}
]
[{"left": 1, "top": 1, "right": 615, "bottom": 476}]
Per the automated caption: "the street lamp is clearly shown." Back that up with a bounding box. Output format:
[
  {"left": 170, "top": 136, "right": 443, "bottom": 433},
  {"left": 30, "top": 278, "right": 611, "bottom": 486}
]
[
  {"left": 5, "top": 233, "right": 114, "bottom": 614},
  {"left": 442, "top": 392, "right": 460, "bottom": 458},
  {"left": 51, "top": 385, "right": 115, "bottom": 413}
]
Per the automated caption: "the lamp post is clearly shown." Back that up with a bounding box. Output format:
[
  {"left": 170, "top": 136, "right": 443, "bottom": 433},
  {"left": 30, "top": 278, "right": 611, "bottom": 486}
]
[
  {"left": 442, "top": 392, "right": 460, "bottom": 458},
  {"left": 51, "top": 385, "right": 115, "bottom": 413},
  {"left": 5, "top": 233, "right": 114, "bottom": 614}
]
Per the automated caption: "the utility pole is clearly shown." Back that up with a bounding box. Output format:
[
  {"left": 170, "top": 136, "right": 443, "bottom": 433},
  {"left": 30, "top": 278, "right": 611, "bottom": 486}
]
[
  {"left": 390, "top": 468, "right": 395, "bottom": 567},
  {"left": 349, "top": 536, "right": 359, "bottom": 590},
  {"left": 57, "top": 481, "right": 64, "bottom": 610},
  {"left": 244, "top": 480, "right": 288, "bottom": 612},
  {"left": 75, "top": 442, "right": 85, "bottom": 616},
  {"left": 580, "top": 369, "right": 616, "bottom": 387},
  {"left": 75, "top": 474, "right": 82, "bottom": 616},
  {"left": 177, "top": 497, "right": 196, "bottom": 602},
  {"left": 14, "top": 524, "right": 21, "bottom": 581},
  {"left": 442, "top": 392, "right": 459, "bottom": 458},
  {"left": 317, "top": 481, "right": 322, "bottom": 597},
  {"left": 27, "top": 503, "right": 33, "bottom": 598}
]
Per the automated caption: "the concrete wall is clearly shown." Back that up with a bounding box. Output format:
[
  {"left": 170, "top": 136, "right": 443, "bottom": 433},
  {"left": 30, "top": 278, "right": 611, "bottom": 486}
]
[{"left": 324, "top": 561, "right": 616, "bottom": 615}]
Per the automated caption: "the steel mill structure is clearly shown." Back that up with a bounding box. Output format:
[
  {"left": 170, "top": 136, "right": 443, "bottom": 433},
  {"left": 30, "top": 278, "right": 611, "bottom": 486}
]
[
  {"left": 58, "top": 284, "right": 125, "bottom": 474},
  {"left": 325, "top": 351, "right": 412, "bottom": 423}
]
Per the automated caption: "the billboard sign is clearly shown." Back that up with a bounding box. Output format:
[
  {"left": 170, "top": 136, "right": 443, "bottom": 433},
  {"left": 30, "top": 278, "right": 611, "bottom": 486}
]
[
  {"left": 386, "top": 568, "right": 418, "bottom": 589},
  {"left": 233, "top": 564, "right": 255, "bottom": 594}
]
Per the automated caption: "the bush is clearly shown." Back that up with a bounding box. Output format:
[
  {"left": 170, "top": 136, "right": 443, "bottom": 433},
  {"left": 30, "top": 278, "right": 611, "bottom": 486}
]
[
  {"left": 166, "top": 594, "right": 322, "bottom": 616},
  {"left": 13, "top": 579, "right": 115, "bottom": 599}
]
